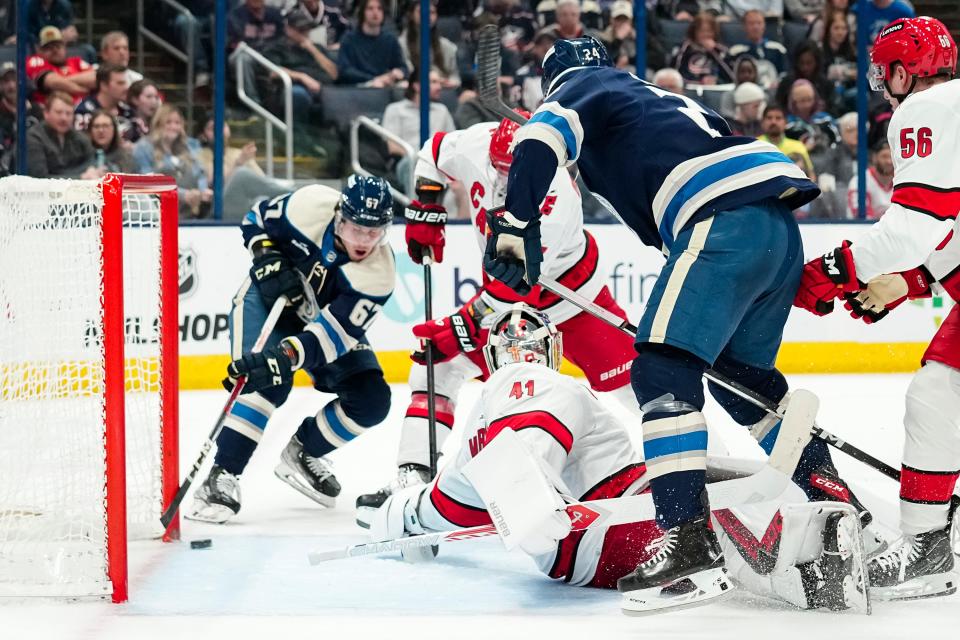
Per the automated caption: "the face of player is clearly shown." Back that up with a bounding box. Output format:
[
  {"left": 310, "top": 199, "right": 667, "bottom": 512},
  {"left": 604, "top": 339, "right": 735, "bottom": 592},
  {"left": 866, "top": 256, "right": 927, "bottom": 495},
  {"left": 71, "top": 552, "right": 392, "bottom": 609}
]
[
  {"left": 42, "top": 41, "right": 66, "bottom": 66},
  {"left": 102, "top": 37, "right": 130, "bottom": 67},
  {"left": 104, "top": 72, "right": 129, "bottom": 102},
  {"left": 133, "top": 84, "right": 160, "bottom": 119},
  {"left": 44, "top": 98, "right": 74, "bottom": 135},
  {"left": 881, "top": 64, "right": 911, "bottom": 109},
  {"left": 89, "top": 114, "right": 116, "bottom": 149},
  {"left": 762, "top": 109, "right": 785, "bottom": 137},
  {"left": 363, "top": 0, "right": 384, "bottom": 29},
  {"left": 336, "top": 217, "right": 386, "bottom": 261},
  {"left": 744, "top": 13, "right": 765, "bottom": 42}
]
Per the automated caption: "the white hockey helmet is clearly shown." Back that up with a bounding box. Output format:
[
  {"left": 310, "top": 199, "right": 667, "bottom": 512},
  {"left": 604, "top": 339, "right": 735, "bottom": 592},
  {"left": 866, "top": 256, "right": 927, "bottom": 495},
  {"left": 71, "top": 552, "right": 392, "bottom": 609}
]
[{"left": 483, "top": 304, "right": 563, "bottom": 373}]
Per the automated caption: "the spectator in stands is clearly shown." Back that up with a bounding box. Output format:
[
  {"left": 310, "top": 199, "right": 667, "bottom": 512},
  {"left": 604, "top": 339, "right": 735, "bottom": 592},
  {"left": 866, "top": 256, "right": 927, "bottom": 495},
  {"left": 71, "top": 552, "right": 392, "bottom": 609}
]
[
  {"left": 726, "top": 10, "right": 786, "bottom": 85},
  {"left": 821, "top": 9, "right": 857, "bottom": 110},
  {"left": 0, "top": 61, "right": 38, "bottom": 174},
  {"left": 473, "top": 0, "right": 538, "bottom": 55},
  {"left": 847, "top": 140, "right": 893, "bottom": 219},
  {"left": 337, "top": 0, "right": 406, "bottom": 86},
  {"left": 286, "top": 0, "right": 349, "bottom": 49},
  {"left": 86, "top": 110, "right": 137, "bottom": 173},
  {"left": 652, "top": 67, "right": 684, "bottom": 94},
  {"left": 785, "top": 79, "right": 837, "bottom": 153},
  {"left": 26, "top": 91, "right": 100, "bottom": 179},
  {"left": 400, "top": 0, "right": 460, "bottom": 88},
  {"left": 133, "top": 104, "right": 211, "bottom": 219},
  {"left": 0, "top": 0, "right": 15, "bottom": 45},
  {"left": 26, "top": 26, "right": 95, "bottom": 104},
  {"left": 511, "top": 28, "right": 556, "bottom": 111},
  {"left": 455, "top": 75, "right": 505, "bottom": 128},
  {"left": 775, "top": 41, "right": 834, "bottom": 114},
  {"left": 196, "top": 115, "right": 290, "bottom": 220},
  {"left": 229, "top": 0, "right": 286, "bottom": 102},
  {"left": 658, "top": 0, "right": 700, "bottom": 21},
  {"left": 543, "top": 0, "right": 585, "bottom": 40},
  {"left": 127, "top": 79, "right": 161, "bottom": 143},
  {"left": 172, "top": 1, "right": 214, "bottom": 87},
  {"left": 382, "top": 69, "right": 455, "bottom": 192},
  {"left": 758, "top": 104, "right": 814, "bottom": 178},
  {"left": 74, "top": 65, "right": 134, "bottom": 139},
  {"left": 100, "top": 31, "right": 144, "bottom": 86},
  {"left": 807, "top": 0, "right": 853, "bottom": 43},
  {"left": 785, "top": 0, "right": 825, "bottom": 24},
  {"left": 26, "top": 0, "right": 78, "bottom": 46},
  {"left": 596, "top": 1, "right": 637, "bottom": 71},
  {"left": 860, "top": 0, "right": 913, "bottom": 43},
  {"left": 672, "top": 13, "right": 733, "bottom": 85},
  {"left": 725, "top": 82, "right": 766, "bottom": 137},
  {"left": 262, "top": 11, "right": 337, "bottom": 125},
  {"left": 809, "top": 110, "right": 857, "bottom": 219},
  {"left": 720, "top": 56, "right": 761, "bottom": 115}
]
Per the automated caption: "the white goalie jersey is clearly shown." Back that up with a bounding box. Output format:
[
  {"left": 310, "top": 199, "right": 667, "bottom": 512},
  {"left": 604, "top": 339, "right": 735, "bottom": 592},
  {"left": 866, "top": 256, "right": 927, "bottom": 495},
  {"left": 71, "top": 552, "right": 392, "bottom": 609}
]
[{"left": 414, "top": 122, "right": 604, "bottom": 324}]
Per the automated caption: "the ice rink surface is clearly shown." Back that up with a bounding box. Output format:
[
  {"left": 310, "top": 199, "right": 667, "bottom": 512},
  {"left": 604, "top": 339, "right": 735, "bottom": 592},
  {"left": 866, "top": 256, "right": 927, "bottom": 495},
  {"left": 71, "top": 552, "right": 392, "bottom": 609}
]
[{"left": 3, "top": 374, "right": 959, "bottom": 639}]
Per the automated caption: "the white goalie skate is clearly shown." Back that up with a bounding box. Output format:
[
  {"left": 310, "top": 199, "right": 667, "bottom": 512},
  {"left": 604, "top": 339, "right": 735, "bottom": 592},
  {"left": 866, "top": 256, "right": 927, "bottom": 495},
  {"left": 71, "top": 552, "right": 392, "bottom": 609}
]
[
  {"left": 355, "top": 464, "right": 432, "bottom": 528},
  {"left": 274, "top": 436, "right": 341, "bottom": 508}
]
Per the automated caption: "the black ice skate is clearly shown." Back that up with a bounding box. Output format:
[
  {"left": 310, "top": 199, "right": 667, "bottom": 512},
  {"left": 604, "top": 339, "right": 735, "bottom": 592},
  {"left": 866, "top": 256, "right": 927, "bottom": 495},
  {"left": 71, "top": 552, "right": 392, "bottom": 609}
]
[
  {"left": 797, "top": 510, "right": 870, "bottom": 613},
  {"left": 809, "top": 463, "right": 887, "bottom": 556},
  {"left": 355, "top": 463, "right": 432, "bottom": 528},
  {"left": 617, "top": 516, "right": 734, "bottom": 615},
  {"left": 186, "top": 465, "right": 241, "bottom": 524},
  {"left": 868, "top": 522, "right": 958, "bottom": 601},
  {"left": 274, "top": 435, "right": 341, "bottom": 507}
]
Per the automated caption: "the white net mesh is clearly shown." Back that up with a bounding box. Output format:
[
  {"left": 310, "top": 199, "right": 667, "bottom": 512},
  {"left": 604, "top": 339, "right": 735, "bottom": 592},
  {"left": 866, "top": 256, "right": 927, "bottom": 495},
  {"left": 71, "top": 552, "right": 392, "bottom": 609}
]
[{"left": 0, "top": 176, "right": 168, "bottom": 599}]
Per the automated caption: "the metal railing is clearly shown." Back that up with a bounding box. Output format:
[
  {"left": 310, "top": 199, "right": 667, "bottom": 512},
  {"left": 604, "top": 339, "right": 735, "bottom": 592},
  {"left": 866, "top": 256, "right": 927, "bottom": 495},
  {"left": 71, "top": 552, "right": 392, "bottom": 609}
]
[
  {"left": 136, "top": 0, "right": 195, "bottom": 127},
  {"left": 234, "top": 43, "right": 294, "bottom": 180},
  {"left": 350, "top": 115, "right": 415, "bottom": 207}
]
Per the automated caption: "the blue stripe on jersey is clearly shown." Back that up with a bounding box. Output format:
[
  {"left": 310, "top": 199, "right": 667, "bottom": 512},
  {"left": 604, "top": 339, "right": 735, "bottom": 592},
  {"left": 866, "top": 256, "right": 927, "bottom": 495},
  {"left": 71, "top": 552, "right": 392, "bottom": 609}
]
[
  {"left": 527, "top": 111, "right": 578, "bottom": 160},
  {"left": 643, "top": 431, "right": 709, "bottom": 460},
  {"left": 232, "top": 402, "right": 270, "bottom": 431},
  {"left": 658, "top": 151, "right": 795, "bottom": 244},
  {"left": 243, "top": 210, "right": 257, "bottom": 224},
  {"left": 323, "top": 402, "right": 355, "bottom": 442},
  {"left": 314, "top": 312, "right": 347, "bottom": 357},
  {"left": 758, "top": 421, "right": 781, "bottom": 455}
]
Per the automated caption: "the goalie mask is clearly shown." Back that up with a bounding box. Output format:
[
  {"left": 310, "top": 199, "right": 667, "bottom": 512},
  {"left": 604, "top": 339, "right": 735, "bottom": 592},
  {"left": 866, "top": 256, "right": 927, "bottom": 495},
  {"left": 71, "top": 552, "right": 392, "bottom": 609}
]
[{"left": 483, "top": 304, "right": 563, "bottom": 373}]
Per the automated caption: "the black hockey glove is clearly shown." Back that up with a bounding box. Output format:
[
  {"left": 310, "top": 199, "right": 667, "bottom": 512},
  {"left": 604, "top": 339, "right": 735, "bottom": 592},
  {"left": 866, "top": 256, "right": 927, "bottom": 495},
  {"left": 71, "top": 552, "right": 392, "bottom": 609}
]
[
  {"left": 482, "top": 207, "right": 542, "bottom": 296},
  {"left": 249, "top": 250, "right": 304, "bottom": 308},
  {"left": 222, "top": 345, "right": 295, "bottom": 394}
]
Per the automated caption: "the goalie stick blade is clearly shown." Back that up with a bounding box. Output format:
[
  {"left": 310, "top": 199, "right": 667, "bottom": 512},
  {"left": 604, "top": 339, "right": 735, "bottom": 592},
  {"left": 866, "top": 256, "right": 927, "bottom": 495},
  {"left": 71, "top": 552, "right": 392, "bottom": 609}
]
[{"left": 476, "top": 25, "right": 527, "bottom": 124}]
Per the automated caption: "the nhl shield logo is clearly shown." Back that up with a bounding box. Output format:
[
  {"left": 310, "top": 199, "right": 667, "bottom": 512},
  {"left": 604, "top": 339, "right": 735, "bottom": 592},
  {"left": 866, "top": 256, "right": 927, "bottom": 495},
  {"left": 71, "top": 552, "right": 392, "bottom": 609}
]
[{"left": 178, "top": 246, "right": 198, "bottom": 298}]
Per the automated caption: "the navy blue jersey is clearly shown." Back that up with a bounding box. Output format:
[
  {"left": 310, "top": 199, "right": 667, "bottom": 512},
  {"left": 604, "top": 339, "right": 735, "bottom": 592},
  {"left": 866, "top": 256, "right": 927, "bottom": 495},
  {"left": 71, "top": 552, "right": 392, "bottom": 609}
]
[
  {"left": 242, "top": 186, "right": 394, "bottom": 364},
  {"left": 506, "top": 67, "right": 819, "bottom": 251}
]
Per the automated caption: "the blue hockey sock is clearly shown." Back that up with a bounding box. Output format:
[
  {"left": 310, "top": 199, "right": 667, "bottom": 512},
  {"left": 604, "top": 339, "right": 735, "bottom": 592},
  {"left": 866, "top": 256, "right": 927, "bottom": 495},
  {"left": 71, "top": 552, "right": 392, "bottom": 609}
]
[{"left": 214, "top": 394, "right": 276, "bottom": 475}]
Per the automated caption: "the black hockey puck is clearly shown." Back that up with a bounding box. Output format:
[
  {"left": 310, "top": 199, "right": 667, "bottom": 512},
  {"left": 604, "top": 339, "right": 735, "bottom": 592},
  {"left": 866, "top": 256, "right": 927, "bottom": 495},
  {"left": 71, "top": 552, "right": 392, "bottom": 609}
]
[{"left": 190, "top": 539, "right": 212, "bottom": 550}]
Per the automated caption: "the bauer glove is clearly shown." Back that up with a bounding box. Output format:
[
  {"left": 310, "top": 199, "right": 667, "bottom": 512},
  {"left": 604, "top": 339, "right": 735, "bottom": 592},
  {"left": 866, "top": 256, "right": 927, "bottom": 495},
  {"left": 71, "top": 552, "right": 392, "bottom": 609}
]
[
  {"left": 411, "top": 306, "right": 481, "bottom": 365},
  {"left": 404, "top": 200, "right": 447, "bottom": 264},
  {"left": 249, "top": 250, "right": 304, "bottom": 309},
  {"left": 794, "top": 241, "right": 859, "bottom": 315},
  {"left": 483, "top": 207, "right": 543, "bottom": 296}
]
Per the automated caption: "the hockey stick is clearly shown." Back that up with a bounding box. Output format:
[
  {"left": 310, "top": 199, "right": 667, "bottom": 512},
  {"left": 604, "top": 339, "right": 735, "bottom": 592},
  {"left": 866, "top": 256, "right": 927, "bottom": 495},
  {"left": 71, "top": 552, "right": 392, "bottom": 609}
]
[
  {"left": 536, "top": 274, "right": 902, "bottom": 481},
  {"left": 160, "top": 296, "right": 288, "bottom": 531},
  {"left": 476, "top": 25, "right": 526, "bottom": 125},
  {"left": 308, "top": 391, "right": 814, "bottom": 564},
  {"left": 422, "top": 253, "right": 439, "bottom": 478}
]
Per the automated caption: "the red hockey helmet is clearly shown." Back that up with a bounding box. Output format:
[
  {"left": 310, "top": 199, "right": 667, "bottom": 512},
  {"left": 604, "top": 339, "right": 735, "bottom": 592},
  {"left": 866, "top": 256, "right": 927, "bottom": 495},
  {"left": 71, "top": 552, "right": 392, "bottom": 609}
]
[
  {"left": 869, "top": 17, "right": 957, "bottom": 99},
  {"left": 489, "top": 109, "right": 532, "bottom": 174}
]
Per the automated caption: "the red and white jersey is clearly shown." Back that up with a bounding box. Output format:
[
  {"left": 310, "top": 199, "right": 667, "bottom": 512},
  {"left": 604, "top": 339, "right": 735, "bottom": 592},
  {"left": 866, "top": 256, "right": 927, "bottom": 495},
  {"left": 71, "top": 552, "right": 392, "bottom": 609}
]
[
  {"left": 846, "top": 167, "right": 893, "bottom": 220},
  {"left": 25, "top": 55, "right": 91, "bottom": 104},
  {"left": 416, "top": 362, "right": 646, "bottom": 585},
  {"left": 850, "top": 80, "right": 960, "bottom": 302},
  {"left": 415, "top": 122, "right": 604, "bottom": 323}
]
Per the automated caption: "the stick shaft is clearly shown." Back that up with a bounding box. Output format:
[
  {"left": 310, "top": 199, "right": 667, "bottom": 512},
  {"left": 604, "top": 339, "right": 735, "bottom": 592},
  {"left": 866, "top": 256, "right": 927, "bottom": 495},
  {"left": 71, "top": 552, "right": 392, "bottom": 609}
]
[{"left": 423, "top": 256, "right": 439, "bottom": 478}]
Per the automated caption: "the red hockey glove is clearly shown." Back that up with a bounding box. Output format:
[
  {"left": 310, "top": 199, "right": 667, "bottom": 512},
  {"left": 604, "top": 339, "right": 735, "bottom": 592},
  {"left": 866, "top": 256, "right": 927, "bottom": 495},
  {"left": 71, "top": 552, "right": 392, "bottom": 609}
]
[
  {"left": 404, "top": 200, "right": 447, "bottom": 264},
  {"left": 794, "top": 241, "right": 859, "bottom": 316},
  {"left": 410, "top": 307, "right": 480, "bottom": 365},
  {"left": 844, "top": 267, "right": 933, "bottom": 324}
]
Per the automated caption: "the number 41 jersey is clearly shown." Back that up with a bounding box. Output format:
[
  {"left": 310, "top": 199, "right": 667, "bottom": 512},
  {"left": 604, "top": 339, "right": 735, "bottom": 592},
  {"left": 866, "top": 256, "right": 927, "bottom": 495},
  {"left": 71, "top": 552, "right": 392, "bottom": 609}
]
[{"left": 513, "top": 67, "right": 820, "bottom": 251}]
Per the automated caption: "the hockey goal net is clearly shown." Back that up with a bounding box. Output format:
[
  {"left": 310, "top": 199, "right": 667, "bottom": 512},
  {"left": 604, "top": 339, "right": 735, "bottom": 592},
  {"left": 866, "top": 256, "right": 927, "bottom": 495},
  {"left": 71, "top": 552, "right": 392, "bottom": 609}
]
[{"left": 0, "top": 174, "right": 179, "bottom": 603}]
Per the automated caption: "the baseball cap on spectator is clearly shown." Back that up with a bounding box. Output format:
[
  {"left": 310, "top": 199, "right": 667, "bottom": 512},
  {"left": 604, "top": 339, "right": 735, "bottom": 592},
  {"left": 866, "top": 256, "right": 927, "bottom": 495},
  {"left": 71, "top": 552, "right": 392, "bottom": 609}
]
[
  {"left": 39, "top": 26, "right": 65, "bottom": 48},
  {"left": 287, "top": 11, "right": 313, "bottom": 31},
  {"left": 1, "top": 61, "right": 15, "bottom": 78},
  {"left": 611, "top": 0, "right": 632, "bottom": 19},
  {"left": 733, "top": 82, "right": 765, "bottom": 105}
]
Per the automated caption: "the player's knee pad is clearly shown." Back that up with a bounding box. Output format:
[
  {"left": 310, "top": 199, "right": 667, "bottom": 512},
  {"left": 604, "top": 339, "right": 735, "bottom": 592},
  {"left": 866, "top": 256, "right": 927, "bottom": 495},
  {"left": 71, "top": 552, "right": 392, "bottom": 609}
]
[
  {"left": 904, "top": 362, "right": 960, "bottom": 468},
  {"left": 216, "top": 393, "right": 277, "bottom": 475},
  {"left": 340, "top": 370, "right": 392, "bottom": 427},
  {"left": 708, "top": 353, "right": 788, "bottom": 427},
  {"left": 631, "top": 344, "right": 707, "bottom": 411}
]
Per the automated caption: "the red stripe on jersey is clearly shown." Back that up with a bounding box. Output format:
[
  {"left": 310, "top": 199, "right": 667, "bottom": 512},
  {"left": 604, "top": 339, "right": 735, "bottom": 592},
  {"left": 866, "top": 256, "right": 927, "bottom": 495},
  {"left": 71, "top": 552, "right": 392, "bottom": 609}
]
[
  {"left": 892, "top": 183, "right": 960, "bottom": 220},
  {"left": 482, "top": 231, "right": 600, "bottom": 308},
  {"left": 429, "top": 482, "right": 492, "bottom": 527},
  {"left": 487, "top": 411, "right": 575, "bottom": 454},
  {"left": 431, "top": 131, "right": 447, "bottom": 165},
  {"left": 900, "top": 465, "right": 960, "bottom": 504},
  {"left": 405, "top": 392, "right": 455, "bottom": 428}
]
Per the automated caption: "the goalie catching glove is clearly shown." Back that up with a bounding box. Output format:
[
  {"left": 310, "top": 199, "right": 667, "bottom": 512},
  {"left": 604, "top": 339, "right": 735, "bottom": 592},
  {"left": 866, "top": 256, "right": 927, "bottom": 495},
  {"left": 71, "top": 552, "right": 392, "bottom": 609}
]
[
  {"left": 223, "top": 340, "right": 299, "bottom": 394},
  {"left": 404, "top": 200, "right": 447, "bottom": 264},
  {"left": 249, "top": 247, "right": 304, "bottom": 309},
  {"left": 843, "top": 267, "right": 933, "bottom": 324},
  {"left": 794, "top": 241, "right": 859, "bottom": 315}
]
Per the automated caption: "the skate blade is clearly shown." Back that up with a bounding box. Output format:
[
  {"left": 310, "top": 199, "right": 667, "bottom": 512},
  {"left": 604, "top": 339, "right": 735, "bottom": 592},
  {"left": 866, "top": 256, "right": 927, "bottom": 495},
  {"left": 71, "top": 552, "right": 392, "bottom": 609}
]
[
  {"left": 274, "top": 464, "right": 336, "bottom": 508},
  {"left": 835, "top": 509, "right": 871, "bottom": 614},
  {"left": 870, "top": 570, "right": 959, "bottom": 601},
  {"left": 184, "top": 500, "right": 236, "bottom": 525},
  {"left": 621, "top": 568, "right": 735, "bottom": 616}
]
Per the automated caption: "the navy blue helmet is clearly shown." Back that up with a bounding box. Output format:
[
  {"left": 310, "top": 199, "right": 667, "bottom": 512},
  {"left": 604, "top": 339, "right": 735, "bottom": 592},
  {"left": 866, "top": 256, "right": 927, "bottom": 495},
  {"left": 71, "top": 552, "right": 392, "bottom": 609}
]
[
  {"left": 541, "top": 36, "right": 612, "bottom": 96},
  {"left": 339, "top": 174, "right": 393, "bottom": 227}
]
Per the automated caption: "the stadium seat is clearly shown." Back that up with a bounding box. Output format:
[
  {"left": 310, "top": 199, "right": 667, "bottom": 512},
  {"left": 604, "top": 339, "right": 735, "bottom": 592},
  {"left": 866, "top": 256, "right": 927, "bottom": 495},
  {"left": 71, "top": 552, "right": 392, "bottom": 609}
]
[
  {"left": 719, "top": 21, "right": 748, "bottom": 46},
  {"left": 684, "top": 84, "right": 734, "bottom": 114},
  {"left": 782, "top": 21, "right": 811, "bottom": 56},
  {"left": 321, "top": 87, "right": 395, "bottom": 131},
  {"left": 659, "top": 19, "right": 690, "bottom": 54},
  {"left": 436, "top": 16, "right": 462, "bottom": 43}
]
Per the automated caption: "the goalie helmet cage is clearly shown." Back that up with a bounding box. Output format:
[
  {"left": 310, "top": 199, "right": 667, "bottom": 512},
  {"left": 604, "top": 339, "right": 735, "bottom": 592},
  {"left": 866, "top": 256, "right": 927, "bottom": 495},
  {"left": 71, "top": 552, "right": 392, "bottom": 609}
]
[{"left": 0, "top": 174, "right": 179, "bottom": 604}]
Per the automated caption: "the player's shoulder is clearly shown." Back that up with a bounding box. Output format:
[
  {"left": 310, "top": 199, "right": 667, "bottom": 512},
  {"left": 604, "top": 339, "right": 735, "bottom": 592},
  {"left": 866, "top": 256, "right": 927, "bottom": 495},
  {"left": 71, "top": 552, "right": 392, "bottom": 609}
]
[
  {"left": 285, "top": 183, "right": 340, "bottom": 226},
  {"left": 340, "top": 242, "right": 396, "bottom": 298},
  {"left": 891, "top": 80, "right": 960, "bottom": 126}
]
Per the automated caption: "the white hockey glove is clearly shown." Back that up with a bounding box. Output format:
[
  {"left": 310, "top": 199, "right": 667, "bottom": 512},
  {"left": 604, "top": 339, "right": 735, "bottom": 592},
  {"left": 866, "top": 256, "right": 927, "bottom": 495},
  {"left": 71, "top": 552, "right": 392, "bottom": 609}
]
[{"left": 368, "top": 485, "right": 436, "bottom": 563}]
